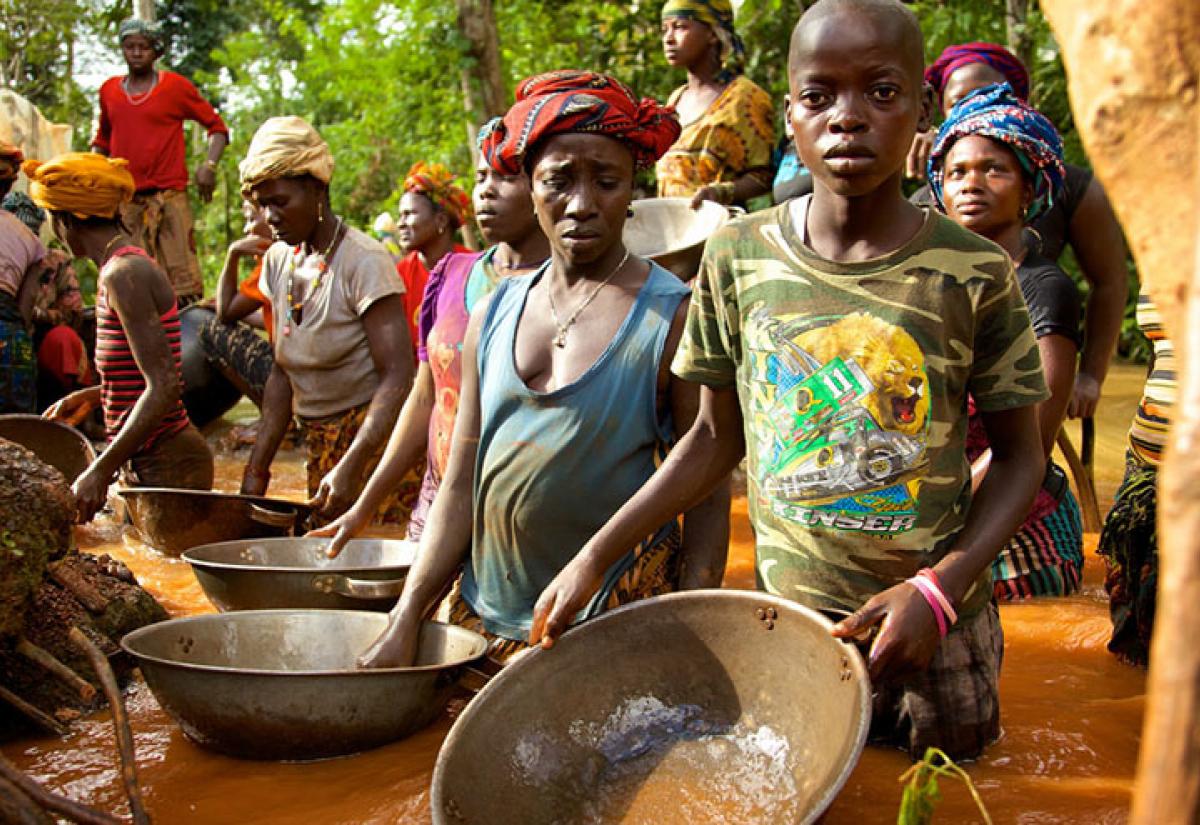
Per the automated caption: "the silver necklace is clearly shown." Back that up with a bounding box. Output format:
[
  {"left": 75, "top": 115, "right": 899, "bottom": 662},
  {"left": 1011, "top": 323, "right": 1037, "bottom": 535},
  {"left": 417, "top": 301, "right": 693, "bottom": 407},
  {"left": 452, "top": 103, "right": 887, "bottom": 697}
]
[{"left": 546, "top": 249, "right": 630, "bottom": 348}]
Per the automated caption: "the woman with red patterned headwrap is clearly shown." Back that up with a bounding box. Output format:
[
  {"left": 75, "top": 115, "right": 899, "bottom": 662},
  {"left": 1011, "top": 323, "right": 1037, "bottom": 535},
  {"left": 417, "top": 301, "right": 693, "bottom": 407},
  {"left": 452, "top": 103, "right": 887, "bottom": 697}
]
[
  {"left": 394, "top": 162, "right": 470, "bottom": 356},
  {"left": 358, "top": 71, "right": 729, "bottom": 670}
]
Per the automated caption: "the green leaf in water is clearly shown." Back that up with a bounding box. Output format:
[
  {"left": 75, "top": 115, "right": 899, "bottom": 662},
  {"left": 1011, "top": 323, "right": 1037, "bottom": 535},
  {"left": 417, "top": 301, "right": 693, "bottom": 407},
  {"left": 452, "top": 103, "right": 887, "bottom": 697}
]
[{"left": 897, "top": 747, "right": 991, "bottom": 825}]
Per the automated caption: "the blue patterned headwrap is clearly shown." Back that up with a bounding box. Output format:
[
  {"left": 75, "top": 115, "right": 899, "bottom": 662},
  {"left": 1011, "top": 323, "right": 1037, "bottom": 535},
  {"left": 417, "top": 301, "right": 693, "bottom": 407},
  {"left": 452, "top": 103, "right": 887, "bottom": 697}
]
[
  {"left": 927, "top": 83, "right": 1065, "bottom": 221},
  {"left": 2, "top": 191, "right": 46, "bottom": 235}
]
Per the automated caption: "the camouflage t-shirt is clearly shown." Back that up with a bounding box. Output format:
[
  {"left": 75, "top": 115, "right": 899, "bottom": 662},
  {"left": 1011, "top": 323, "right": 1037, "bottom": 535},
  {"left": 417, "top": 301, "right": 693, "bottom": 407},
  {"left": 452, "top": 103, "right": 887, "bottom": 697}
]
[{"left": 673, "top": 200, "right": 1047, "bottom": 620}]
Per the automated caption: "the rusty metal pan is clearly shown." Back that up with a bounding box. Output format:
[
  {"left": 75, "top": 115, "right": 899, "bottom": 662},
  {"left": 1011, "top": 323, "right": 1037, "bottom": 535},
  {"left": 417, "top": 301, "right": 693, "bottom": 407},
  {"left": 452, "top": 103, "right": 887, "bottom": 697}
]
[{"left": 119, "top": 487, "right": 314, "bottom": 557}]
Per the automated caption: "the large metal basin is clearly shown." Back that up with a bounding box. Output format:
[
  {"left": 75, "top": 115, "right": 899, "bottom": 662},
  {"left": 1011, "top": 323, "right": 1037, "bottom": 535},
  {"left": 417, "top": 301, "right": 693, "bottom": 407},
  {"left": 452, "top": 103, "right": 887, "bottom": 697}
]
[
  {"left": 432, "top": 590, "right": 871, "bottom": 824},
  {"left": 119, "top": 487, "right": 314, "bottom": 557},
  {"left": 0, "top": 414, "right": 95, "bottom": 482},
  {"left": 183, "top": 537, "right": 416, "bottom": 612},
  {"left": 623, "top": 198, "right": 731, "bottom": 281},
  {"left": 122, "top": 610, "right": 485, "bottom": 761}
]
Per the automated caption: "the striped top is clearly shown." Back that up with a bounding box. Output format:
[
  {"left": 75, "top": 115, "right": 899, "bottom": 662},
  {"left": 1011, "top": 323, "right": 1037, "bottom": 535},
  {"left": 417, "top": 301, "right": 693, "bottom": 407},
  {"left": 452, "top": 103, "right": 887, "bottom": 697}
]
[
  {"left": 95, "top": 246, "right": 190, "bottom": 450},
  {"left": 1128, "top": 293, "right": 1174, "bottom": 466}
]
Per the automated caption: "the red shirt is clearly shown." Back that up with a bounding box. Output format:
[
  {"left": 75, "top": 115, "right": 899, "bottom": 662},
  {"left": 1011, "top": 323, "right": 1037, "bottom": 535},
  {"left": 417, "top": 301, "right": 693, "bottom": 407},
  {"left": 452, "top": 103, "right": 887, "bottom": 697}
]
[{"left": 92, "top": 70, "right": 228, "bottom": 192}]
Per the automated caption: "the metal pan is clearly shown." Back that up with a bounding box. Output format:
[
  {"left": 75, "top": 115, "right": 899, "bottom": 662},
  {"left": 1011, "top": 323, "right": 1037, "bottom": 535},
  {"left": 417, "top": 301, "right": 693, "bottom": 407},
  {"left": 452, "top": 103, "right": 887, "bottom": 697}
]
[
  {"left": 122, "top": 610, "right": 486, "bottom": 760},
  {"left": 623, "top": 197, "right": 732, "bottom": 281},
  {"left": 119, "top": 487, "right": 315, "bottom": 557},
  {"left": 432, "top": 590, "right": 871, "bottom": 825},
  {"left": 0, "top": 414, "right": 96, "bottom": 482},
  {"left": 183, "top": 537, "right": 416, "bottom": 612}
]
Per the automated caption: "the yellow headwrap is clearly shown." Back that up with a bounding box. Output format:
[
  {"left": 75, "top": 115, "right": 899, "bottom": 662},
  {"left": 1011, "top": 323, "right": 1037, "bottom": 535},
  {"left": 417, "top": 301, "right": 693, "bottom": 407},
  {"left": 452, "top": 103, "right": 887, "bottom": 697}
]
[
  {"left": 23, "top": 152, "right": 135, "bottom": 220},
  {"left": 239, "top": 116, "right": 335, "bottom": 196}
]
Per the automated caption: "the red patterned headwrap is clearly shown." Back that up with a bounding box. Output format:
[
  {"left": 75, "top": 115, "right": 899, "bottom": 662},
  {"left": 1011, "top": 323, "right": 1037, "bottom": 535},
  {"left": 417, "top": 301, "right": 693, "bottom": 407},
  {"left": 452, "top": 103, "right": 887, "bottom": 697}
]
[
  {"left": 925, "top": 42, "right": 1030, "bottom": 110},
  {"left": 479, "top": 71, "right": 681, "bottom": 176},
  {"left": 403, "top": 162, "right": 472, "bottom": 229}
]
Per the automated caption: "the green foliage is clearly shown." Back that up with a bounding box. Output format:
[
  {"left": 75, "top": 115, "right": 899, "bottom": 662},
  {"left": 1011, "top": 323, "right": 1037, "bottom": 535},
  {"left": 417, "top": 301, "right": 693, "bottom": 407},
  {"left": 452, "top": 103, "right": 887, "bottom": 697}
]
[
  {"left": 897, "top": 747, "right": 992, "bottom": 825},
  {"left": 0, "top": 0, "right": 95, "bottom": 125},
  {"left": 21, "top": 0, "right": 1143, "bottom": 347}
]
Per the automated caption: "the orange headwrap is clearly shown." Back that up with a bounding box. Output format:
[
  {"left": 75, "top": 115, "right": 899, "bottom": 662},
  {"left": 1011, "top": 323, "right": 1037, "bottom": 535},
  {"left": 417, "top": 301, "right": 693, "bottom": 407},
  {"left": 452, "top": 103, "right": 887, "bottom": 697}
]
[
  {"left": 403, "top": 162, "right": 472, "bottom": 229},
  {"left": 23, "top": 152, "right": 135, "bottom": 220}
]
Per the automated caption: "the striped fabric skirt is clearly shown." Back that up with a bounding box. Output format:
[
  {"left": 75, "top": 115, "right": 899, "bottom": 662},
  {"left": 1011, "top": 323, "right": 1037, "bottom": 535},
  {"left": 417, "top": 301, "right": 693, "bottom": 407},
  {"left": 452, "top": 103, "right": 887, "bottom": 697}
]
[
  {"left": 991, "top": 488, "right": 1084, "bottom": 601},
  {"left": 300, "top": 402, "right": 423, "bottom": 530}
]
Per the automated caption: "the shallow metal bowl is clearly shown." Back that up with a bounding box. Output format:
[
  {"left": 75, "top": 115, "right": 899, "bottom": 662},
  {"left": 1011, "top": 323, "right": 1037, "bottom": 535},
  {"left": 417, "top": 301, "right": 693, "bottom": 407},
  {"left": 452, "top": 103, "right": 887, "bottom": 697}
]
[
  {"left": 432, "top": 590, "right": 871, "bottom": 824},
  {"left": 183, "top": 537, "right": 416, "bottom": 612},
  {"left": 0, "top": 414, "right": 95, "bottom": 482},
  {"left": 623, "top": 198, "right": 731, "bottom": 281},
  {"left": 122, "top": 610, "right": 485, "bottom": 761},
  {"left": 119, "top": 487, "right": 314, "bottom": 557}
]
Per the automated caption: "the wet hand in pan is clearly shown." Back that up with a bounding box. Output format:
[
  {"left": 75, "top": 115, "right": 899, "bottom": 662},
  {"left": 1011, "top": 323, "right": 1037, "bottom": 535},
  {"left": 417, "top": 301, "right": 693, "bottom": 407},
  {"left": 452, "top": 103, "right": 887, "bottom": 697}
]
[
  {"left": 357, "top": 614, "right": 420, "bottom": 669},
  {"left": 831, "top": 582, "right": 941, "bottom": 684},
  {"left": 194, "top": 163, "right": 217, "bottom": 203},
  {"left": 43, "top": 389, "right": 96, "bottom": 428},
  {"left": 528, "top": 556, "right": 605, "bottom": 650},
  {"left": 306, "top": 505, "right": 370, "bottom": 559},
  {"left": 306, "top": 463, "right": 358, "bottom": 521},
  {"left": 72, "top": 465, "right": 112, "bottom": 524}
]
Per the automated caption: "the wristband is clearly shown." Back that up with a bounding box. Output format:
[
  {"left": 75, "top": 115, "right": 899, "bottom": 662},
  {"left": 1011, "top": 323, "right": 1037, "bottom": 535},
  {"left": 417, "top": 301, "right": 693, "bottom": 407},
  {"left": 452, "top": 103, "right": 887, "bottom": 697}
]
[
  {"left": 908, "top": 576, "right": 949, "bottom": 638},
  {"left": 203, "top": 159, "right": 218, "bottom": 171},
  {"left": 915, "top": 568, "right": 958, "bottom": 625}
]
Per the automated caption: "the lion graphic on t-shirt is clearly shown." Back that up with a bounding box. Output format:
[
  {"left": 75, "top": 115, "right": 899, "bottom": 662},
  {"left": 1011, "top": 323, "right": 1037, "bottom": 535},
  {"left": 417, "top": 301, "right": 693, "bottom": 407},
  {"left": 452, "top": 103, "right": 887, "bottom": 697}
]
[{"left": 793, "top": 312, "right": 929, "bottom": 436}]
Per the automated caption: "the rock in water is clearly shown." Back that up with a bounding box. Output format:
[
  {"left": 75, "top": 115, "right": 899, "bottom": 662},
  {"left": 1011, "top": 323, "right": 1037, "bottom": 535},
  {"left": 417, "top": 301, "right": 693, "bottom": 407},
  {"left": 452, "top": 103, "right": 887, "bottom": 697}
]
[
  {"left": 0, "top": 438, "right": 169, "bottom": 738},
  {"left": 0, "top": 439, "right": 75, "bottom": 641}
]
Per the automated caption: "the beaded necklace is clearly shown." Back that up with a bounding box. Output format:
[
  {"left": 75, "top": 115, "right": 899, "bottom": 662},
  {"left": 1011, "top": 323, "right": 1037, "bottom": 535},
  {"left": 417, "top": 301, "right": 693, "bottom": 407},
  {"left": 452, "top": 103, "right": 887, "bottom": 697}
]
[
  {"left": 283, "top": 217, "right": 343, "bottom": 336},
  {"left": 122, "top": 71, "right": 159, "bottom": 107}
]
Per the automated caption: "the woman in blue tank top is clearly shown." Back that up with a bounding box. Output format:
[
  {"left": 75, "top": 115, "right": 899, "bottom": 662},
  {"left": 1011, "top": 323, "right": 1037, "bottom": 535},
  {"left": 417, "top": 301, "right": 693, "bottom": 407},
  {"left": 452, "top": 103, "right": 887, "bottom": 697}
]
[{"left": 359, "top": 71, "right": 731, "bottom": 669}]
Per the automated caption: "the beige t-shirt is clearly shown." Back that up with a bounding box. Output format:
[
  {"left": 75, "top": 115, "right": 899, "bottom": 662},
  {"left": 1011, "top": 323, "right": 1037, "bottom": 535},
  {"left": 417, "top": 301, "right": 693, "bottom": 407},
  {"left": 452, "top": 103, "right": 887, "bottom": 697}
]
[{"left": 260, "top": 226, "right": 403, "bottom": 419}]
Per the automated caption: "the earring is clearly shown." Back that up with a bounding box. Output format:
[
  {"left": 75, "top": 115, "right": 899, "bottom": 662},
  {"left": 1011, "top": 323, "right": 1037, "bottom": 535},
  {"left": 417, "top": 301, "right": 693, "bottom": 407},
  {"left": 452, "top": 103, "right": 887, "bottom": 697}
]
[
  {"left": 317, "top": 200, "right": 325, "bottom": 224},
  {"left": 627, "top": 206, "right": 635, "bottom": 218}
]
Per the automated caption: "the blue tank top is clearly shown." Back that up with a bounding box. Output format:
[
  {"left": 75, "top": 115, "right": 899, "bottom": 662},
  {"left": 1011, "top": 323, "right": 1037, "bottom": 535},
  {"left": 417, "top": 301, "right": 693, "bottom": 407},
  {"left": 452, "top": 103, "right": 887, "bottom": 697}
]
[{"left": 460, "top": 262, "right": 690, "bottom": 640}]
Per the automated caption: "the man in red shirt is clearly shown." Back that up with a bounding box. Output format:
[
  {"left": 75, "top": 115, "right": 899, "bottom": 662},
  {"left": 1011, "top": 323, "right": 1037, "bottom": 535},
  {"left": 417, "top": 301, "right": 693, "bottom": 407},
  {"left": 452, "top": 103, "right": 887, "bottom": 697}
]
[{"left": 92, "top": 18, "right": 229, "bottom": 305}]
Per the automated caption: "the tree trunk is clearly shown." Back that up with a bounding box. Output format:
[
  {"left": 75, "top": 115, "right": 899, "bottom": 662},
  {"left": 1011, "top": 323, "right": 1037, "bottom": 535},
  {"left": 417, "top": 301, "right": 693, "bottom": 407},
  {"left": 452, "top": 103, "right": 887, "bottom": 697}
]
[
  {"left": 134, "top": 0, "right": 155, "bottom": 23},
  {"left": 1005, "top": 0, "right": 1033, "bottom": 72},
  {"left": 455, "top": 0, "right": 506, "bottom": 158},
  {"left": 1039, "top": 3, "right": 1200, "bottom": 823}
]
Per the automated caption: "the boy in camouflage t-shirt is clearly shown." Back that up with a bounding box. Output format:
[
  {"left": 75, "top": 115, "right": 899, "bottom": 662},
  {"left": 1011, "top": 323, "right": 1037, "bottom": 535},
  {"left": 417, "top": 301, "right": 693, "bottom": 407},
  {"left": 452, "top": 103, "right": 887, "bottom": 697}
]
[
  {"left": 676, "top": 196, "right": 1046, "bottom": 624},
  {"left": 527, "top": 0, "right": 1047, "bottom": 760}
]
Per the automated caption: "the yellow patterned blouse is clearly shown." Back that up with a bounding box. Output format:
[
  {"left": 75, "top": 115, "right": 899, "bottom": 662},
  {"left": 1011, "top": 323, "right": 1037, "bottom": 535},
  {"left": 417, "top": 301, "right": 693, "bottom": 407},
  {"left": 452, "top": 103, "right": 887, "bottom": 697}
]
[{"left": 655, "top": 75, "right": 776, "bottom": 198}]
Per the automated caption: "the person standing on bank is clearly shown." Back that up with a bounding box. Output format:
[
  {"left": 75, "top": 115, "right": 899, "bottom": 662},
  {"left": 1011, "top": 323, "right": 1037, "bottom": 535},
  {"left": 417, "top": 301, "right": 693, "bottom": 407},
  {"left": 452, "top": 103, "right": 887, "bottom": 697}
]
[
  {"left": 657, "top": 0, "right": 775, "bottom": 207},
  {"left": 92, "top": 18, "right": 228, "bottom": 307}
]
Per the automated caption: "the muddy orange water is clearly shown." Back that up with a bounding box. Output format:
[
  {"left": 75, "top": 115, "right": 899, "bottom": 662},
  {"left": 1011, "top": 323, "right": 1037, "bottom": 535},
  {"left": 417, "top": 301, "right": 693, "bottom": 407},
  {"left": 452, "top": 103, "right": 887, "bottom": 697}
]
[{"left": 3, "top": 365, "right": 1149, "bottom": 823}]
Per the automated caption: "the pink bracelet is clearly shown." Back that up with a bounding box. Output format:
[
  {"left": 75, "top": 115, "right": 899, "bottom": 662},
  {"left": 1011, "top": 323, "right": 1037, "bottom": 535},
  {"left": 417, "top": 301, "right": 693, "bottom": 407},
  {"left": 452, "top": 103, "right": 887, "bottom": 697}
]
[
  {"left": 915, "top": 568, "right": 958, "bottom": 625},
  {"left": 908, "top": 575, "right": 949, "bottom": 638}
]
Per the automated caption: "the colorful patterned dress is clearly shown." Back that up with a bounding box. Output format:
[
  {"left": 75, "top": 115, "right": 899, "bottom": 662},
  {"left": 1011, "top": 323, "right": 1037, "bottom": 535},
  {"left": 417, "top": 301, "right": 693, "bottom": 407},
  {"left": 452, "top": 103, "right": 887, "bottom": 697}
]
[{"left": 655, "top": 75, "right": 775, "bottom": 198}]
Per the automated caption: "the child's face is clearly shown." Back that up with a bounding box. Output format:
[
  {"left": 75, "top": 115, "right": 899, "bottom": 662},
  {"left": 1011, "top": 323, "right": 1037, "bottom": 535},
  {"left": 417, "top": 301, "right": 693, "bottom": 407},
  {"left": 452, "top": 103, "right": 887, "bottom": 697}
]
[{"left": 787, "top": 12, "right": 929, "bottom": 198}]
